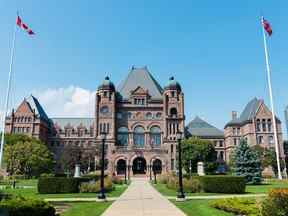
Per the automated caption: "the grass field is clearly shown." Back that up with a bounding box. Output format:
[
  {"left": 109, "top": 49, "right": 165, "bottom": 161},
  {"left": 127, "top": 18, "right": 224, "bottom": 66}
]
[
  {"left": 153, "top": 179, "right": 288, "bottom": 197},
  {"left": 1, "top": 179, "right": 128, "bottom": 199},
  {"left": 54, "top": 201, "right": 112, "bottom": 216}
]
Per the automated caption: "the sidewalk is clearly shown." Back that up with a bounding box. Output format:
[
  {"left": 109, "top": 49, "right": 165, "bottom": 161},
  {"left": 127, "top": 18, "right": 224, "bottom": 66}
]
[{"left": 101, "top": 177, "right": 186, "bottom": 216}]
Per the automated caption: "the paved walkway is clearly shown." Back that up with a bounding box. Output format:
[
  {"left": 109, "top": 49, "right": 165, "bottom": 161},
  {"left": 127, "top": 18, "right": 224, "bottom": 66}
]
[{"left": 101, "top": 177, "right": 186, "bottom": 216}]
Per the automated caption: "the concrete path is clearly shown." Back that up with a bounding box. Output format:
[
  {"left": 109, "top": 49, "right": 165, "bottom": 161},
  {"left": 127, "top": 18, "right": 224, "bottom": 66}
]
[{"left": 101, "top": 177, "right": 186, "bottom": 216}]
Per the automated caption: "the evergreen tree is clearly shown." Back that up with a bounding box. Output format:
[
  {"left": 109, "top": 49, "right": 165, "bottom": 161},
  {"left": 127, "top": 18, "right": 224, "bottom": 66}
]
[{"left": 233, "top": 139, "right": 261, "bottom": 184}]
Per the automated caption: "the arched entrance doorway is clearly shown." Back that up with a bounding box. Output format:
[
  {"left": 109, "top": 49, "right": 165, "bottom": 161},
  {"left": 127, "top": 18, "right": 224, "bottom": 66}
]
[
  {"left": 152, "top": 159, "right": 162, "bottom": 174},
  {"left": 116, "top": 159, "right": 126, "bottom": 175},
  {"left": 132, "top": 157, "right": 147, "bottom": 174}
]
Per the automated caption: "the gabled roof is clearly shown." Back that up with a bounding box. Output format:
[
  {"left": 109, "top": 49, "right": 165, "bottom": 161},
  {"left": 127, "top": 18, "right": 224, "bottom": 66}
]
[
  {"left": 225, "top": 97, "right": 280, "bottom": 127},
  {"left": 117, "top": 66, "right": 163, "bottom": 99},
  {"left": 186, "top": 116, "right": 224, "bottom": 138},
  {"left": 25, "top": 95, "right": 49, "bottom": 120},
  {"left": 50, "top": 118, "right": 94, "bottom": 129}
]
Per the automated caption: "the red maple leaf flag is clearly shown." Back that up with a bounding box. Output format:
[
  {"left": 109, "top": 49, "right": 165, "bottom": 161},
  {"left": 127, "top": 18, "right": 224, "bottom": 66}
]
[
  {"left": 16, "top": 16, "right": 35, "bottom": 35},
  {"left": 262, "top": 18, "right": 272, "bottom": 36}
]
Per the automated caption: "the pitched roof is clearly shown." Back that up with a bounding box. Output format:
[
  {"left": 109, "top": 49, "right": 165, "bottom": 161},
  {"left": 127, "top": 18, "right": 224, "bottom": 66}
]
[
  {"left": 225, "top": 97, "right": 281, "bottom": 127},
  {"left": 226, "top": 98, "right": 262, "bottom": 126},
  {"left": 26, "top": 95, "right": 49, "bottom": 120},
  {"left": 50, "top": 118, "right": 94, "bottom": 128},
  {"left": 117, "top": 66, "right": 163, "bottom": 99},
  {"left": 186, "top": 116, "right": 224, "bottom": 138}
]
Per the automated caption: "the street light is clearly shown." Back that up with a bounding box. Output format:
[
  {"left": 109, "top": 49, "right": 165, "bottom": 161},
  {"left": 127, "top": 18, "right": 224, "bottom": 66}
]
[
  {"left": 124, "top": 161, "right": 127, "bottom": 184},
  {"left": 176, "top": 131, "right": 185, "bottom": 200},
  {"left": 98, "top": 132, "right": 106, "bottom": 200}
]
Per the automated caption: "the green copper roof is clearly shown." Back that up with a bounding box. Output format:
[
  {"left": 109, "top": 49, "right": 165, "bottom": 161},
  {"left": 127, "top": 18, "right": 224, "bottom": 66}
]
[
  {"left": 117, "top": 66, "right": 163, "bottom": 99},
  {"left": 186, "top": 116, "right": 224, "bottom": 138}
]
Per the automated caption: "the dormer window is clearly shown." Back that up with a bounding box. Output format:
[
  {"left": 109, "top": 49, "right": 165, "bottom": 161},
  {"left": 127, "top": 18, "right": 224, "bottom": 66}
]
[{"left": 134, "top": 98, "right": 145, "bottom": 105}]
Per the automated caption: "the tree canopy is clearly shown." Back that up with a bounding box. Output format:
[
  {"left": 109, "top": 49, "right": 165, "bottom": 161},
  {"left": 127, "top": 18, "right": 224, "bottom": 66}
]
[
  {"left": 181, "top": 137, "right": 218, "bottom": 174},
  {"left": 4, "top": 134, "right": 54, "bottom": 177}
]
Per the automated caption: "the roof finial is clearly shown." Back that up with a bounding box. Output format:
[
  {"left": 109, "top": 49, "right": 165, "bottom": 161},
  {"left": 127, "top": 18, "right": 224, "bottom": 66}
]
[
  {"left": 105, "top": 76, "right": 110, "bottom": 80},
  {"left": 169, "top": 76, "right": 174, "bottom": 81}
]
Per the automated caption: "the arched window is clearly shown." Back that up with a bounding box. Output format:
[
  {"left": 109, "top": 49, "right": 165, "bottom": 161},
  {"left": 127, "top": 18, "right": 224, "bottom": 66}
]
[
  {"left": 117, "top": 127, "right": 129, "bottom": 146},
  {"left": 150, "top": 126, "right": 161, "bottom": 147},
  {"left": 133, "top": 126, "right": 145, "bottom": 147},
  {"left": 256, "top": 119, "right": 261, "bottom": 132},
  {"left": 267, "top": 119, "right": 272, "bottom": 132},
  {"left": 146, "top": 112, "right": 152, "bottom": 119},
  {"left": 170, "top": 108, "right": 177, "bottom": 117}
]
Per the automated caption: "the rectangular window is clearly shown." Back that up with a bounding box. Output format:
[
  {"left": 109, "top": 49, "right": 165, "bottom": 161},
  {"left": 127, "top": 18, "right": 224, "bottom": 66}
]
[
  {"left": 237, "top": 128, "right": 240, "bottom": 135},
  {"left": 257, "top": 136, "right": 263, "bottom": 144},
  {"left": 233, "top": 128, "right": 236, "bottom": 135},
  {"left": 233, "top": 138, "right": 237, "bottom": 146},
  {"left": 269, "top": 136, "right": 274, "bottom": 145},
  {"left": 219, "top": 140, "right": 223, "bottom": 147}
]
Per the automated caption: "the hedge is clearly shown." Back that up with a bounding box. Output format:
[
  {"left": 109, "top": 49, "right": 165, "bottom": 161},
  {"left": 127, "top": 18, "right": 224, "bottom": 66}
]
[
  {"left": 198, "top": 175, "right": 246, "bottom": 194},
  {"left": 209, "top": 198, "right": 258, "bottom": 215},
  {"left": 0, "top": 196, "right": 56, "bottom": 216},
  {"left": 79, "top": 177, "right": 113, "bottom": 193},
  {"left": 261, "top": 188, "right": 288, "bottom": 216},
  {"left": 38, "top": 177, "right": 92, "bottom": 194}
]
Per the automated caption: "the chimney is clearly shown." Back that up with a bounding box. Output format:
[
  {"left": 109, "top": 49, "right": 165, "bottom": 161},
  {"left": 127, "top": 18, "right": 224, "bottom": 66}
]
[{"left": 232, "top": 111, "right": 237, "bottom": 120}]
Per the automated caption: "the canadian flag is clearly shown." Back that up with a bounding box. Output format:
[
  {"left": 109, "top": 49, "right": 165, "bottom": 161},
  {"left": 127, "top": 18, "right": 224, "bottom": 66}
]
[{"left": 16, "top": 16, "right": 34, "bottom": 35}]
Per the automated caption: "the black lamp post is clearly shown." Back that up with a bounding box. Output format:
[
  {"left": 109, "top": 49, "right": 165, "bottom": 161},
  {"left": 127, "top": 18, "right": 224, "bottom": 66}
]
[
  {"left": 98, "top": 132, "right": 106, "bottom": 200},
  {"left": 153, "top": 165, "right": 157, "bottom": 184},
  {"left": 176, "top": 131, "right": 185, "bottom": 200},
  {"left": 149, "top": 164, "right": 152, "bottom": 181},
  {"left": 124, "top": 162, "right": 127, "bottom": 184}
]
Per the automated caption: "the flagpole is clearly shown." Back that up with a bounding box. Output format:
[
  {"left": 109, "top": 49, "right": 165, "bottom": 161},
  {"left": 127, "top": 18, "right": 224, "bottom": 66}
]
[
  {"left": 261, "top": 16, "right": 282, "bottom": 179},
  {"left": 0, "top": 16, "right": 18, "bottom": 168}
]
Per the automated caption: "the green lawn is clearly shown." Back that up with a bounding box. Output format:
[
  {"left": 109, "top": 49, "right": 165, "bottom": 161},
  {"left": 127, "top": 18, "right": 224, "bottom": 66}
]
[
  {"left": 172, "top": 200, "right": 233, "bottom": 216},
  {"left": 153, "top": 180, "right": 288, "bottom": 197},
  {"left": 55, "top": 201, "right": 112, "bottom": 216},
  {"left": 246, "top": 180, "right": 288, "bottom": 194},
  {"left": 1, "top": 179, "right": 128, "bottom": 199}
]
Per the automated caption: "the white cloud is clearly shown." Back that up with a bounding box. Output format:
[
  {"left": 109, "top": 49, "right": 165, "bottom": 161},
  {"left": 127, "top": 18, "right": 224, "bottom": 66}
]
[{"left": 32, "top": 86, "right": 96, "bottom": 117}]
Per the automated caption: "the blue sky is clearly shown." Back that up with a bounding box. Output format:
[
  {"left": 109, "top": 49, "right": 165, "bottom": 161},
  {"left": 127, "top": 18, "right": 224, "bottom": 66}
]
[{"left": 0, "top": 1, "right": 288, "bottom": 137}]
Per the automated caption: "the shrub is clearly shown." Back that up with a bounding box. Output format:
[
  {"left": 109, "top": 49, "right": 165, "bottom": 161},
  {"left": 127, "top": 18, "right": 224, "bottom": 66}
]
[
  {"left": 112, "top": 176, "right": 124, "bottom": 185},
  {"left": 261, "top": 188, "right": 288, "bottom": 216},
  {"left": 0, "top": 196, "right": 56, "bottom": 216},
  {"left": 40, "top": 173, "right": 54, "bottom": 178},
  {"left": 166, "top": 176, "right": 202, "bottom": 193},
  {"left": 158, "top": 174, "right": 169, "bottom": 184},
  {"left": 198, "top": 175, "right": 246, "bottom": 194},
  {"left": 210, "top": 198, "right": 259, "bottom": 216},
  {"left": 38, "top": 177, "right": 79, "bottom": 194},
  {"left": 79, "top": 177, "right": 113, "bottom": 193}
]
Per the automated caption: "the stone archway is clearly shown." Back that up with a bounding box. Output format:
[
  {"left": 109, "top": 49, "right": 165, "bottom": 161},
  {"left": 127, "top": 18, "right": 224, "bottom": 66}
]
[
  {"left": 132, "top": 157, "right": 147, "bottom": 175},
  {"left": 116, "top": 159, "right": 126, "bottom": 175}
]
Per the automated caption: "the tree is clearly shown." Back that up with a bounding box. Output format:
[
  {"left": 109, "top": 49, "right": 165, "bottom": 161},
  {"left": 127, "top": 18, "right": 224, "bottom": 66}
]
[
  {"left": 181, "top": 137, "right": 218, "bottom": 174},
  {"left": 252, "top": 145, "right": 286, "bottom": 176},
  {"left": 233, "top": 139, "right": 261, "bottom": 184},
  {"left": 4, "top": 134, "right": 54, "bottom": 177},
  {"left": 59, "top": 145, "right": 82, "bottom": 175}
]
